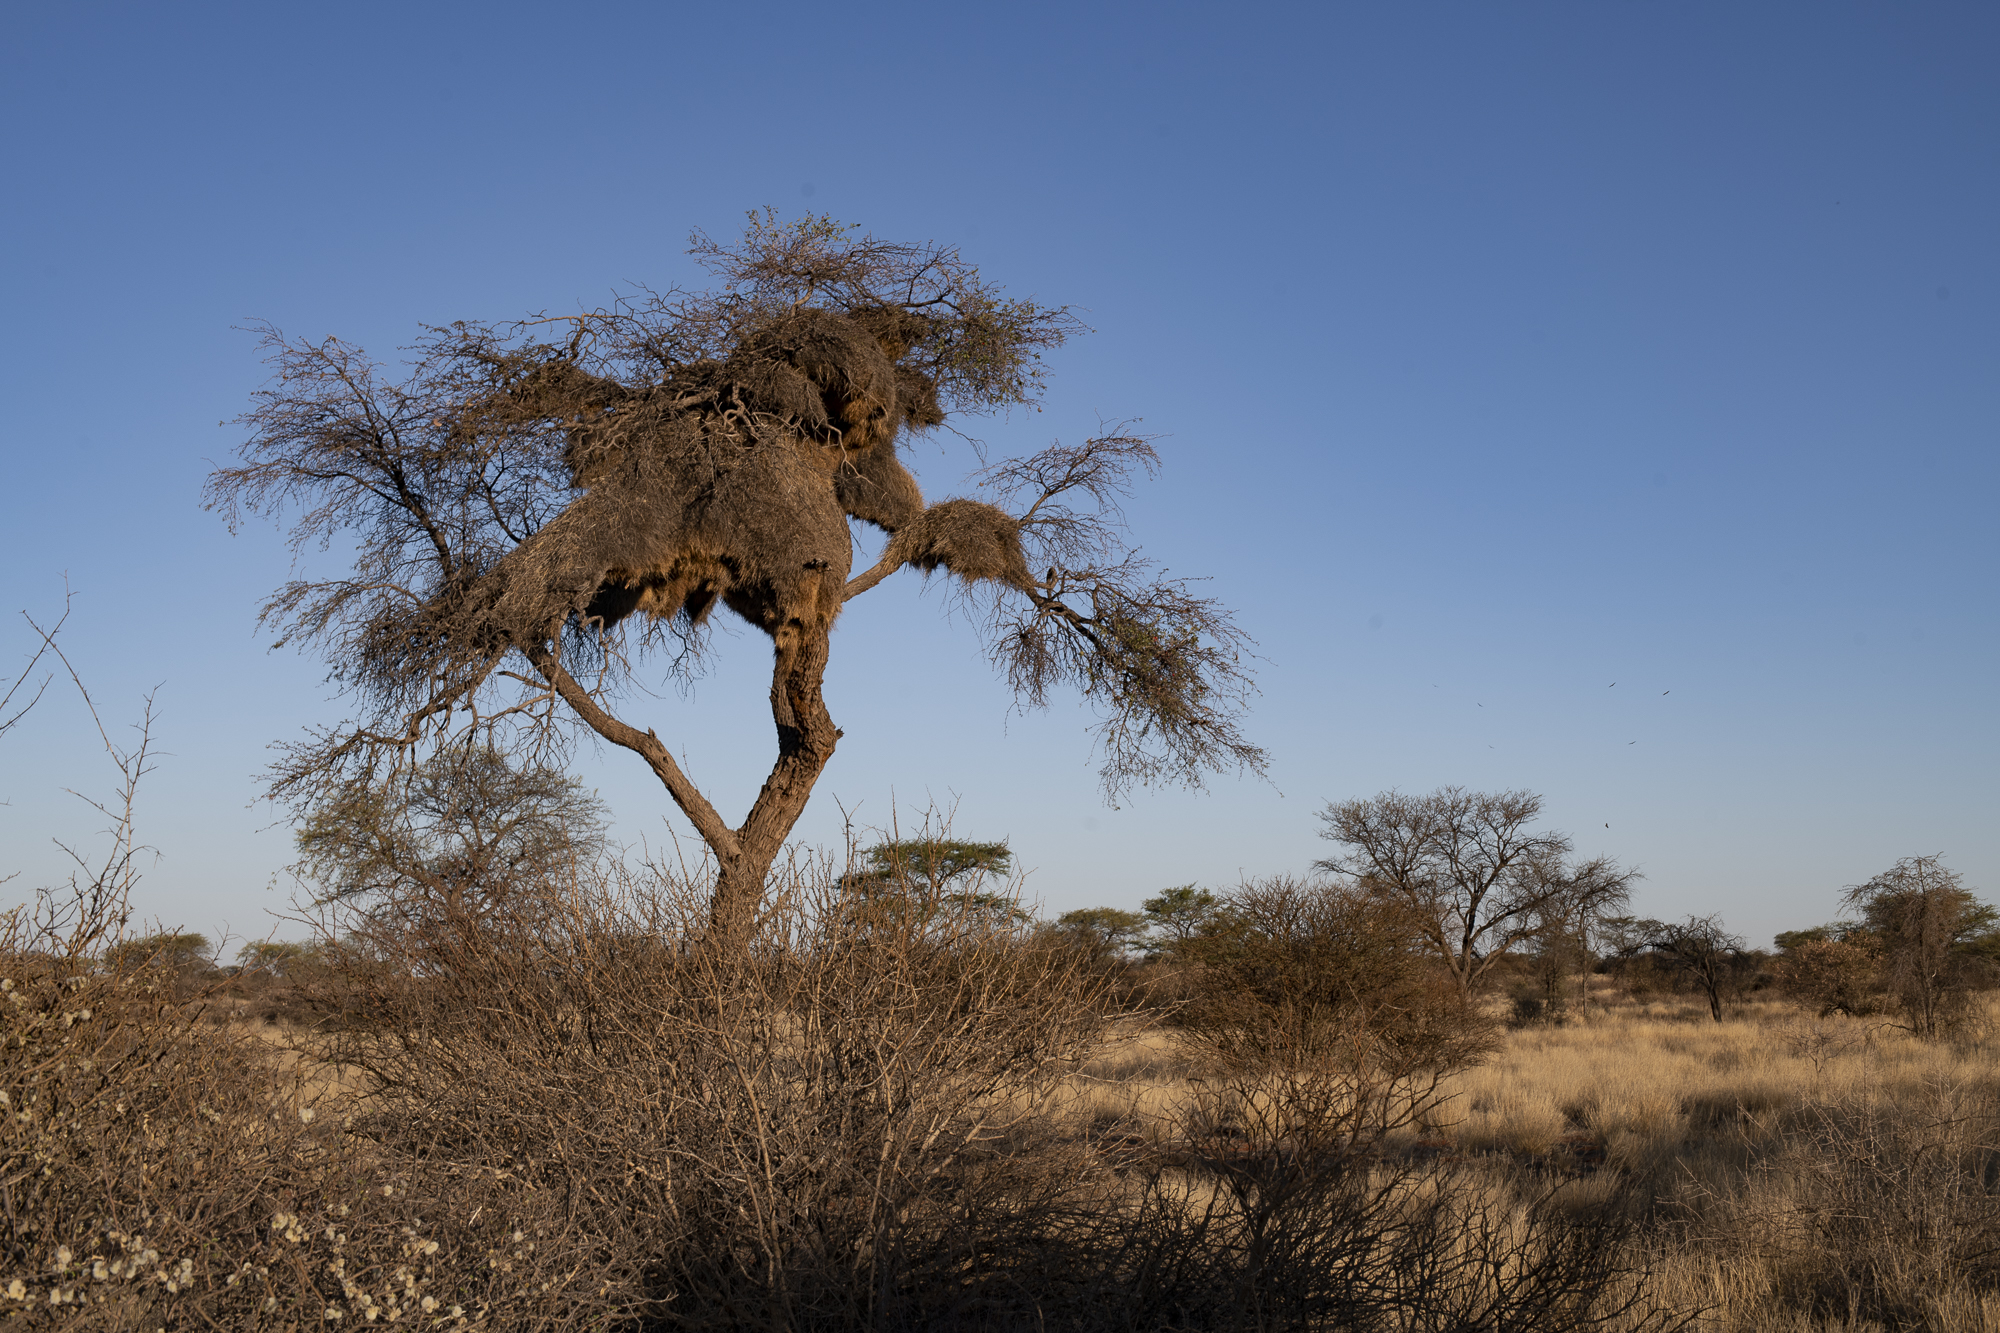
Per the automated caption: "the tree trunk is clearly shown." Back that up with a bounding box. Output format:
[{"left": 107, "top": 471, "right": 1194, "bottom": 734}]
[
  {"left": 1704, "top": 969, "right": 1723, "bottom": 1023},
  {"left": 528, "top": 628, "right": 841, "bottom": 948},
  {"left": 710, "top": 626, "right": 841, "bottom": 943}
]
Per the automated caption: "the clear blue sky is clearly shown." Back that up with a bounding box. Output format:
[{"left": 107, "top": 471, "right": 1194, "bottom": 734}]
[{"left": 2, "top": 2, "right": 1994, "bottom": 951}]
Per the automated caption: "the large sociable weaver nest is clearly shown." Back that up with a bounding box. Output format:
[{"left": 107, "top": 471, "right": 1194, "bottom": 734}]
[{"left": 442, "top": 304, "right": 1036, "bottom": 717}]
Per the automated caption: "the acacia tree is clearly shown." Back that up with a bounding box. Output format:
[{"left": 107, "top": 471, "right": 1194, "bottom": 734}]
[
  {"left": 208, "top": 214, "right": 1264, "bottom": 937},
  {"left": 1626, "top": 914, "right": 1747, "bottom": 1023},
  {"left": 1053, "top": 907, "right": 1148, "bottom": 963},
  {"left": 836, "top": 836, "right": 1027, "bottom": 929},
  {"left": 1844, "top": 855, "right": 1993, "bottom": 1040},
  {"left": 294, "top": 745, "right": 608, "bottom": 940},
  {"left": 1139, "top": 883, "right": 1222, "bottom": 959},
  {"left": 1314, "top": 787, "right": 1637, "bottom": 997}
]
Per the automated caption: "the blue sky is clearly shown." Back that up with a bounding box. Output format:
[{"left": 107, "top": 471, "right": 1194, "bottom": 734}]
[{"left": 2, "top": 2, "right": 1994, "bottom": 951}]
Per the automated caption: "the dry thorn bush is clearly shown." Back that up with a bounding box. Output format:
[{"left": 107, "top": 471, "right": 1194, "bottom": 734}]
[
  {"left": 300, "top": 849, "right": 1114, "bottom": 1329},
  {"left": 1, "top": 617, "right": 589, "bottom": 1330}
]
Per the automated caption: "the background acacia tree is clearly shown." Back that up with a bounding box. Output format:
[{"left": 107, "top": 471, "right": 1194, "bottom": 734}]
[
  {"left": 1843, "top": 854, "right": 1995, "bottom": 1040},
  {"left": 294, "top": 745, "right": 608, "bottom": 943},
  {"left": 1315, "top": 787, "right": 1637, "bottom": 997},
  {"left": 1053, "top": 906, "right": 1148, "bottom": 964},
  {"left": 1623, "top": 914, "right": 1748, "bottom": 1023},
  {"left": 102, "top": 931, "right": 215, "bottom": 978},
  {"left": 836, "top": 836, "right": 1027, "bottom": 930},
  {"left": 208, "top": 214, "right": 1265, "bottom": 934},
  {"left": 1139, "top": 883, "right": 1223, "bottom": 960}
]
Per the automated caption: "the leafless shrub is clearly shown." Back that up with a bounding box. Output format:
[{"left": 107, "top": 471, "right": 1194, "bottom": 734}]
[
  {"left": 1036, "top": 1157, "right": 1683, "bottom": 1332},
  {"left": 1772, "top": 1017, "right": 1872, "bottom": 1086},
  {"left": 0, "top": 614, "right": 654, "bottom": 1330},
  {"left": 298, "top": 847, "right": 1111, "bottom": 1329}
]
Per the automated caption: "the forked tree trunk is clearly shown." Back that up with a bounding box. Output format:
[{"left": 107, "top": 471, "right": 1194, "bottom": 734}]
[
  {"left": 527, "top": 629, "right": 840, "bottom": 949},
  {"left": 710, "top": 627, "right": 841, "bottom": 942}
]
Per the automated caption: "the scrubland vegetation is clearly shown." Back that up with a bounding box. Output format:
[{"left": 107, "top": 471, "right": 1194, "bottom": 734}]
[
  {"left": 5, "top": 577, "right": 1996, "bottom": 1329},
  {"left": 8, "top": 769, "right": 2000, "bottom": 1331}
]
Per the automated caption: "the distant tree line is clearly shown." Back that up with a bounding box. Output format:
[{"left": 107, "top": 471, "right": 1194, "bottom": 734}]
[
  {"left": 106, "top": 764, "right": 1996, "bottom": 1046},
  {"left": 1046, "top": 787, "right": 1995, "bottom": 1040}
]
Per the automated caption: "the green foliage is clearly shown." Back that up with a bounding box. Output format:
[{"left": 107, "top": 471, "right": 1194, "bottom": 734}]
[
  {"left": 236, "top": 940, "right": 304, "bottom": 970},
  {"left": 1138, "top": 883, "right": 1222, "bottom": 957},
  {"left": 851, "top": 838, "right": 1013, "bottom": 886},
  {"left": 1053, "top": 907, "right": 1146, "bottom": 962},
  {"left": 838, "top": 837, "right": 1028, "bottom": 930},
  {"left": 102, "top": 931, "right": 213, "bottom": 975},
  {"left": 1957, "top": 903, "right": 2000, "bottom": 965}
]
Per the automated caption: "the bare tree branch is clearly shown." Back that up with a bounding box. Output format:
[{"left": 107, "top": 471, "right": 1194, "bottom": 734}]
[{"left": 1317, "top": 787, "right": 1638, "bottom": 995}]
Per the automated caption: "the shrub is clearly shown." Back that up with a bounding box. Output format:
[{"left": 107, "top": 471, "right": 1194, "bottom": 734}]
[
  {"left": 303, "top": 852, "right": 1111, "bottom": 1328},
  {"left": 1775, "top": 935, "right": 1882, "bottom": 1017}
]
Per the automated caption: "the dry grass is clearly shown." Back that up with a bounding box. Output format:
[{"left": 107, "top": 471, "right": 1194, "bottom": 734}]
[
  {"left": 1351, "top": 988, "right": 2000, "bottom": 1332},
  {"left": 1448, "top": 994, "right": 1988, "bottom": 1157},
  {"left": 1023, "top": 985, "right": 2000, "bottom": 1332}
]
